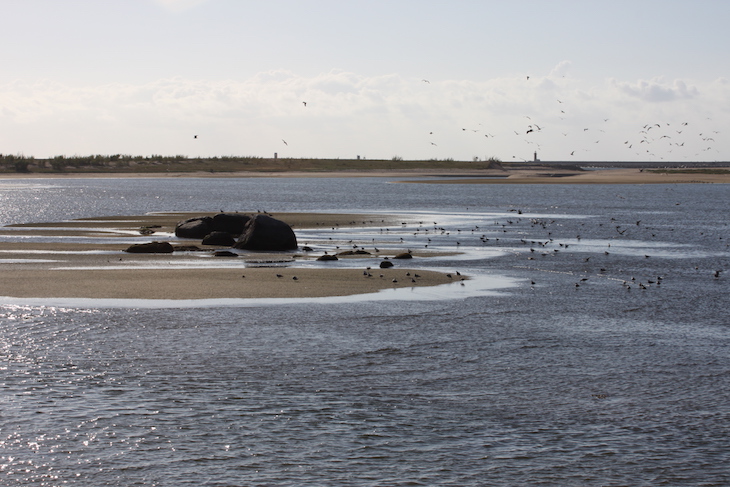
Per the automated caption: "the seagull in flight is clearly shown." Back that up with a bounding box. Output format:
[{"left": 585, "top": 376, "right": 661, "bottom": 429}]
[
  {"left": 194, "top": 135, "right": 198, "bottom": 139},
  {"left": 282, "top": 139, "right": 288, "bottom": 146},
  {"left": 302, "top": 101, "right": 307, "bottom": 107},
  {"left": 422, "top": 79, "right": 430, "bottom": 83}
]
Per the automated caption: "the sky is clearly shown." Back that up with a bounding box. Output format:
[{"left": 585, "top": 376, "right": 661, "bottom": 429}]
[{"left": 1, "top": 0, "right": 729, "bottom": 162}]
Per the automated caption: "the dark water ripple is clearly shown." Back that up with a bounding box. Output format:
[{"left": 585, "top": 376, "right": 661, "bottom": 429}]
[{"left": 1, "top": 179, "right": 729, "bottom": 485}]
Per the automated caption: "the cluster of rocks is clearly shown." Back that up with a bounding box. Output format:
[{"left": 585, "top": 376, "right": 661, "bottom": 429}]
[
  {"left": 315, "top": 250, "right": 412, "bottom": 269},
  {"left": 123, "top": 213, "right": 414, "bottom": 271},
  {"left": 125, "top": 213, "right": 298, "bottom": 254}
]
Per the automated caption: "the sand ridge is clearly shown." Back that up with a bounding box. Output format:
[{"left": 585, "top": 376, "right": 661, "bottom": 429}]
[{"left": 0, "top": 211, "right": 463, "bottom": 300}]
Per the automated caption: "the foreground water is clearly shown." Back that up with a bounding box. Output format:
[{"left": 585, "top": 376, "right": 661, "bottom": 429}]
[{"left": 1, "top": 177, "right": 729, "bottom": 486}]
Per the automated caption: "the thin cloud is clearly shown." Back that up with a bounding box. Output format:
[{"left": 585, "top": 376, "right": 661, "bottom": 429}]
[
  {"left": 152, "top": 0, "right": 210, "bottom": 13},
  {"left": 612, "top": 77, "right": 699, "bottom": 102}
]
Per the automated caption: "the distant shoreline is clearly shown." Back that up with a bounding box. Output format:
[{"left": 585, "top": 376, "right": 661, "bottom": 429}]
[
  {"left": 1, "top": 156, "right": 728, "bottom": 182},
  {"left": 1, "top": 166, "right": 728, "bottom": 184}
]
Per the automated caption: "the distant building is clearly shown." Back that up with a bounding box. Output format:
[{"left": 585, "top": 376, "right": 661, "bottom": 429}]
[{"left": 534, "top": 151, "right": 540, "bottom": 162}]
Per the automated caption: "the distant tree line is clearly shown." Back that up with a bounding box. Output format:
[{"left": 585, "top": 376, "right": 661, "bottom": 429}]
[
  {"left": 1, "top": 153, "right": 499, "bottom": 173},
  {"left": 0, "top": 153, "right": 268, "bottom": 172},
  {"left": 0, "top": 154, "right": 35, "bottom": 172}
]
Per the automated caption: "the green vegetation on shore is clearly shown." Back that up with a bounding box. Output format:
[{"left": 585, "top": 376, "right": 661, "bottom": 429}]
[{"left": 0, "top": 153, "right": 505, "bottom": 174}]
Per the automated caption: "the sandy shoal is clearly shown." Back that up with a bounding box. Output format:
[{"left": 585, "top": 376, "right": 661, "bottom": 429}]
[
  {"left": 0, "top": 267, "right": 456, "bottom": 299},
  {"left": 0, "top": 211, "right": 461, "bottom": 300},
  {"left": 397, "top": 168, "right": 730, "bottom": 184},
  {"left": 1, "top": 167, "right": 728, "bottom": 184}
]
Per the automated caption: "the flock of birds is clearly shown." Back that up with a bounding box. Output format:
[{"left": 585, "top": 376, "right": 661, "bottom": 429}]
[
  {"left": 432, "top": 76, "right": 723, "bottom": 161},
  {"left": 303, "top": 209, "right": 725, "bottom": 293},
  {"left": 454, "top": 112, "right": 720, "bottom": 163},
  {"left": 191, "top": 76, "right": 723, "bottom": 162}
]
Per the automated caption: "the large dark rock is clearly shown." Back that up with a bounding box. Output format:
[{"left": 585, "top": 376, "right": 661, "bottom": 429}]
[
  {"left": 175, "top": 217, "right": 213, "bottom": 239},
  {"left": 202, "top": 231, "right": 236, "bottom": 246},
  {"left": 233, "top": 214, "right": 298, "bottom": 251},
  {"left": 211, "top": 213, "right": 250, "bottom": 235},
  {"left": 175, "top": 213, "right": 251, "bottom": 239},
  {"left": 125, "top": 241, "right": 174, "bottom": 253}
]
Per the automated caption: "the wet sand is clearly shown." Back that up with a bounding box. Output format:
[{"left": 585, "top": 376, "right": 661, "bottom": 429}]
[
  {"left": 1, "top": 167, "right": 728, "bottom": 183},
  {"left": 396, "top": 168, "right": 730, "bottom": 184},
  {"left": 0, "top": 212, "right": 460, "bottom": 300},
  {"left": 0, "top": 267, "right": 454, "bottom": 300}
]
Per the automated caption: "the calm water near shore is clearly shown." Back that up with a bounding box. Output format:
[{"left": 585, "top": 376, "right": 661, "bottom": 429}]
[{"left": 1, "top": 177, "right": 729, "bottom": 486}]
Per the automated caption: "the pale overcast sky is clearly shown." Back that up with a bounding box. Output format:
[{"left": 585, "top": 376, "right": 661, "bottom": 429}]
[{"left": 1, "top": 0, "right": 728, "bottom": 162}]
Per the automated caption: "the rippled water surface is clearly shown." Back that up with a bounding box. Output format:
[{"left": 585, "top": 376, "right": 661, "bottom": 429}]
[{"left": 1, "top": 177, "right": 729, "bottom": 486}]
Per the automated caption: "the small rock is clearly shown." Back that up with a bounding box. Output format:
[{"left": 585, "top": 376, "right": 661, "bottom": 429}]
[
  {"left": 213, "top": 250, "right": 238, "bottom": 257},
  {"left": 124, "top": 241, "right": 174, "bottom": 254}
]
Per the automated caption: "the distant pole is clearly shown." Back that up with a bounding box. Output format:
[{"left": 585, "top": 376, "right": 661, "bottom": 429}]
[
  {"left": 274, "top": 152, "right": 278, "bottom": 159},
  {"left": 534, "top": 151, "right": 537, "bottom": 162}
]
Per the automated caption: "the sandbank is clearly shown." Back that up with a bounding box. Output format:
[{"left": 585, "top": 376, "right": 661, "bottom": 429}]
[
  {"left": 0, "top": 212, "right": 462, "bottom": 300},
  {"left": 1, "top": 167, "right": 728, "bottom": 184},
  {"left": 396, "top": 168, "right": 730, "bottom": 184}
]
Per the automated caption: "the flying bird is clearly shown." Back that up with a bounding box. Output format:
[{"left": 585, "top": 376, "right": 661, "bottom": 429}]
[
  {"left": 194, "top": 135, "right": 198, "bottom": 139},
  {"left": 302, "top": 101, "right": 307, "bottom": 107},
  {"left": 422, "top": 79, "right": 430, "bottom": 83},
  {"left": 282, "top": 139, "right": 288, "bottom": 145}
]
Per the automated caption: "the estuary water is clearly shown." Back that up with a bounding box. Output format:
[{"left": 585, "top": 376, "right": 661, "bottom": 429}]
[{"left": 1, "top": 177, "right": 729, "bottom": 486}]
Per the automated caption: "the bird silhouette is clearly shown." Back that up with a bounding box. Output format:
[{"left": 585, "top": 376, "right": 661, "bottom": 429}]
[{"left": 282, "top": 140, "right": 288, "bottom": 145}]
